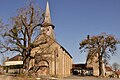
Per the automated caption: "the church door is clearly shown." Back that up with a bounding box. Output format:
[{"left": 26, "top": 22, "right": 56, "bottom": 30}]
[{"left": 37, "top": 61, "right": 49, "bottom": 75}]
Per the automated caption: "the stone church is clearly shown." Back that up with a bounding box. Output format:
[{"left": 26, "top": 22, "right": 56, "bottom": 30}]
[{"left": 28, "top": 1, "right": 72, "bottom": 77}]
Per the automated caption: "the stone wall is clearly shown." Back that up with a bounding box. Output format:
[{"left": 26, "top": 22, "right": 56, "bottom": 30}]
[{"left": 29, "top": 40, "right": 72, "bottom": 77}]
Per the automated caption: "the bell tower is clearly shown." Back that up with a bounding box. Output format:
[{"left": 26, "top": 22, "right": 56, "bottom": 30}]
[{"left": 41, "top": 1, "right": 55, "bottom": 39}]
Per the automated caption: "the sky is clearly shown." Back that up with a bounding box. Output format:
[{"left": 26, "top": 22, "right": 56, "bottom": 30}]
[{"left": 0, "top": 0, "right": 120, "bottom": 65}]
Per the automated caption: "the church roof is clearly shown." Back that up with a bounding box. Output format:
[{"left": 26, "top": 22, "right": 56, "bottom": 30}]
[
  {"left": 72, "top": 64, "right": 92, "bottom": 70},
  {"left": 60, "top": 45, "right": 72, "bottom": 58},
  {"left": 41, "top": 22, "right": 55, "bottom": 29}
]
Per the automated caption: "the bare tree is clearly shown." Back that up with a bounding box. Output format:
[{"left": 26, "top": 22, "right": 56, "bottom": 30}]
[
  {"left": 112, "top": 62, "right": 120, "bottom": 71},
  {"left": 79, "top": 33, "right": 119, "bottom": 77},
  {"left": 0, "top": 1, "right": 44, "bottom": 69}
]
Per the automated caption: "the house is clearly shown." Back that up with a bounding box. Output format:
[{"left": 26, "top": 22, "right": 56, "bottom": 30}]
[
  {"left": 72, "top": 64, "right": 93, "bottom": 76},
  {"left": 105, "top": 66, "right": 114, "bottom": 77},
  {"left": 4, "top": 54, "right": 23, "bottom": 73},
  {"left": 115, "top": 70, "right": 120, "bottom": 78},
  {"left": 28, "top": 1, "right": 72, "bottom": 77}
]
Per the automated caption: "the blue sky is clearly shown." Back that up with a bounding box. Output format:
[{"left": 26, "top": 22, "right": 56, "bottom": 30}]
[{"left": 0, "top": 0, "right": 120, "bottom": 65}]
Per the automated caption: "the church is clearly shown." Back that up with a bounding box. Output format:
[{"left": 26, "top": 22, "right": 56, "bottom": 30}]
[{"left": 29, "top": 1, "right": 73, "bottom": 77}]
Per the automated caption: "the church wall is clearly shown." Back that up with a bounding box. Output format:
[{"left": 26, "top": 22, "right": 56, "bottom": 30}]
[
  {"left": 67, "top": 54, "right": 70, "bottom": 76},
  {"left": 49, "top": 43, "right": 59, "bottom": 76},
  {"left": 65, "top": 53, "right": 68, "bottom": 76},
  {"left": 63, "top": 51, "right": 67, "bottom": 77},
  {"left": 62, "top": 51, "right": 65, "bottom": 76},
  {"left": 56, "top": 47, "right": 60, "bottom": 76},
  {"left": 50, "top": 44, "right": 72, "bottom": 77},
  {"left": 57, "top": 47, "right": 63, "bottom": 77},
  {"left": 49, "top": 50, "right": 54, "bottom": 76},
  {"left": 66, "top": 52, "right": 72, "bottom": 76},
  {"left": 62, "top": 50, "right": 72, "bottom": 77},
  {"left": 56, "top": 46, "right": 65, "bottom": 77}
]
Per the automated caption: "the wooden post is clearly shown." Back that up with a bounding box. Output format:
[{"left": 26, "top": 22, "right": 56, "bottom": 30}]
[{"left": 6, "top": 66, "right": 8, "bottom": 73}]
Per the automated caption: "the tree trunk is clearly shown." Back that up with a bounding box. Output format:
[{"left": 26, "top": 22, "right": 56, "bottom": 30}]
[
  {"left": 23, "top": 50, "right": 27, "bottom": 69},
  {"left": 99, "top": 55, "right": 105, "bottom": 77}
]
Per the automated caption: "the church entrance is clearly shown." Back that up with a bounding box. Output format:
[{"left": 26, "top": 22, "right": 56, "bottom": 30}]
[{"left": 37, "top": 60, "right": 49, "bottom": 75}]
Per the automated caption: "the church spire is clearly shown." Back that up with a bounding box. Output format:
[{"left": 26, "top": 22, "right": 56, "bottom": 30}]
[
  {"left": 41, "top": 1, "right": 55, "bottom": 39},
  {"left": 44, "top": 1, "right": 51, "bottom": 24}
]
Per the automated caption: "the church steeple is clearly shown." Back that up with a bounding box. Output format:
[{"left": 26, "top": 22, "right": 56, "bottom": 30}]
[
  {"left": 44, "top": 1, "right": 51, "bottom": 24},
  {"left": 42, "top": 0, "right": 55, "bottom": 29},
  {"left": 41, "top": 1, "right": 55, "bottom": 39}
]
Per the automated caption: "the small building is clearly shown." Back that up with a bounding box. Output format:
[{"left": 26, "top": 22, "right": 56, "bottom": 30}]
[
  {"left": 72, "top": 64, "right": 93, "bottom": 76},
  {"left": 105, "top": 66, "right": 114, "bottom": 77},
  {"left": 115, "top": 70, "right": 120, "bottom": 78},
  {"left": 4, "top": 55, "right": 23, "bottom": 74}
]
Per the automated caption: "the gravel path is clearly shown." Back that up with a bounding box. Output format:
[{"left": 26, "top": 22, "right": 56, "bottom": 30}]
[
  {"left": 0, "top": 75, "right": 35, "bottom": 80},
  {"left": 63, "top": 76, "right": 120, "bottom": 80},
  {"left": 0, "top": 75, "right": 120, "bottom": 80},
  {"left": 0, "top": 75, "right": 14, "bottom": 80}
]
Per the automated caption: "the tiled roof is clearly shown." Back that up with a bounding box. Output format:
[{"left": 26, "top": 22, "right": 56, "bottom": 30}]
[
  {"left": 115, "top": 70, "right": 120, "bottom": 75},
  {"left": 72, "top": 64, "right": 92, "bottom": 70},
  {"left": 105, "top": 66, "right": 113, "bottom": 71},
  {"left": 8, "top": 55, "right": 22, "bottom": 61}
]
